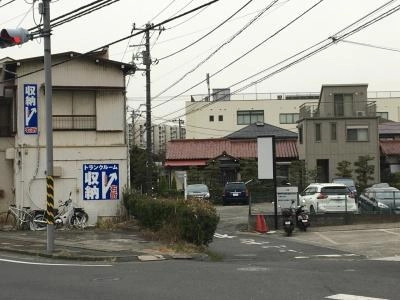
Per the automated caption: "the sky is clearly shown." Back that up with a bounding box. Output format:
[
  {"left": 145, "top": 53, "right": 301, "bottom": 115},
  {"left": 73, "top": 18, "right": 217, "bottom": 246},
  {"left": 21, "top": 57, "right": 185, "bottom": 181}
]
[{"left": 1, "top": 0, "right": 400, "bottom": 124}]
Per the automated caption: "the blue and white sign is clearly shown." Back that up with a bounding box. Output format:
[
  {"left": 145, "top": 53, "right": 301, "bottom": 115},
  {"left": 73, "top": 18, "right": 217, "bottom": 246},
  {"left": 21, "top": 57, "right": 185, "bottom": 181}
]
[
  {"left": 24, "top": 84, "right": 38, "bottom": 135},
  {"left": 83, "top": 164, "right": 119, "bottom": 200}
]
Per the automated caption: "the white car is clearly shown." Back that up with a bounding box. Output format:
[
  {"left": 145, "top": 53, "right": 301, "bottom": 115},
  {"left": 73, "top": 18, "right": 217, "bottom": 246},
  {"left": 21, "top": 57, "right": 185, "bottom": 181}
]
[{"left": 299, "top": 183, "right": 357, "bottom": 214}]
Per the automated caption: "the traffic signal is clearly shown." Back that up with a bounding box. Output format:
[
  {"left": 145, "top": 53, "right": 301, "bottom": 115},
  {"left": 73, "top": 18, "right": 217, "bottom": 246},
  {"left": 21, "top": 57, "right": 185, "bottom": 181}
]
[{"left": 0, "top": 28, "right": 31, "bottom": 48}]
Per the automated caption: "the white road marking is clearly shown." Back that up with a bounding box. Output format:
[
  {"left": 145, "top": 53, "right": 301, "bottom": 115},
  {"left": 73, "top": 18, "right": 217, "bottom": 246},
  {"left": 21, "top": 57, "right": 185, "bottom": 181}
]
[
  {"left": 237, "top": 266, "right": 270, "bottom": 272},
  {"left": 294, "top": 256, "right": 310, "bottom": 259},
  {"left": 315, "top": 232, "right": 339, "bottom": 245},
  {"left": 379, "top": 229, "right": 400, "bottom": 236},
  {"left": 325, "top": 293, "right": 388, "bottom": 300},
  {"left": 240, "top": 239, "right": 270, "bottom": 245},
  {"left": 0, "top": 258, "right": 112, "bottom": 267},
  {"left": 214, "top": 233, "right": 236, "bottom": 239},
  {"left": 370, "top": 256, "right": 400, "bottom": 261}
]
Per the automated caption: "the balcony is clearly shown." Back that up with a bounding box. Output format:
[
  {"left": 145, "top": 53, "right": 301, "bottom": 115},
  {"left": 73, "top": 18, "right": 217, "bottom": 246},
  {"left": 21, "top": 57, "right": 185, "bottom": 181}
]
[
  {"left": 299, "top": 101, "right": 377, "bottom": 119},
  {"left": 53, "top": 115, "right": 96, "bottom": 130}
]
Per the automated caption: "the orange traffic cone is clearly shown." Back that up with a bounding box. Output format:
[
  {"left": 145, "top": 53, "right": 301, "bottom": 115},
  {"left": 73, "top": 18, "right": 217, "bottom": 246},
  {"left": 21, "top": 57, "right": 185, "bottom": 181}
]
[{"left": 255, "top": 215, "right": 268, "bottom": 233}]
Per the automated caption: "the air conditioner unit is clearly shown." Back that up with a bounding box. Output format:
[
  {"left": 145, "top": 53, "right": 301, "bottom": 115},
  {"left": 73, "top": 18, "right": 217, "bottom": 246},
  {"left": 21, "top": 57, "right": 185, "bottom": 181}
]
[{"left": 356, "top": 111, "right": 366, "bottom": 117}]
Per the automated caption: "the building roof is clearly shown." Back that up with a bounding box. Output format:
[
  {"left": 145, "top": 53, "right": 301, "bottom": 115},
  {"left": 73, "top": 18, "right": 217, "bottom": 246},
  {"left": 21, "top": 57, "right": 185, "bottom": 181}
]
[
  {"left": 225, "top": 122, "right": 297, "bottom": 139},
  {"left": 3, "top": 49, "right": 136, "bottom": 74},
  {"left": 165, "top": 138, "right": 298, "bottom": 162},
  {"left": 379, "top": 122, "right": 400, "bottom": 136},
  {"left": 380, "top": 140, "right": 400, "bottom": 156}
]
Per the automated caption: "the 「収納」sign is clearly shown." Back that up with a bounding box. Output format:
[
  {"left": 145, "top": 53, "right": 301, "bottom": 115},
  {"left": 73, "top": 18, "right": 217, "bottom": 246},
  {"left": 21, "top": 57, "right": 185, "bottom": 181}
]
[
  {"left": 24, "top": 84, "right": 38, "bottom": 134},
  {"left": 83, "top": 164, "right": 119, "bottom": 200}
]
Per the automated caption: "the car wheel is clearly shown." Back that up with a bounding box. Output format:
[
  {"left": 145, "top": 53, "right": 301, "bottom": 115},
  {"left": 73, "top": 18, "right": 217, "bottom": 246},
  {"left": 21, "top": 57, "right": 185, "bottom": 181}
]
[{"left": 310, "top": 206, "right": 316, "bottom": 215}]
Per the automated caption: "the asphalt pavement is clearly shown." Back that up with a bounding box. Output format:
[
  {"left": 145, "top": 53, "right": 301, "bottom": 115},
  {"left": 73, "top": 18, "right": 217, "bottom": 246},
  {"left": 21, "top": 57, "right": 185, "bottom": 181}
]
[{"left": 1, "top": 217, "right": 400, "bottom": 262}]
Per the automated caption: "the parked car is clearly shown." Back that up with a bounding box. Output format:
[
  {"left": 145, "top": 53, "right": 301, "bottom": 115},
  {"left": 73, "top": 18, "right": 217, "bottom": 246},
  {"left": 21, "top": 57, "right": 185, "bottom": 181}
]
[
  {"left": 299, "top": 183, "right": 357, "bottom": 214},
  {"left": 186, "top": 184, "right": 210, "bottom": 199},
  {"left": 222, "top": 182, "right": 249, "bottom": 205},
  {"left": 358, "top": 183, "right": 400, "bottom": 214},
  {"left": 332, "top": 177, "right": 358, "bottom": 199}
]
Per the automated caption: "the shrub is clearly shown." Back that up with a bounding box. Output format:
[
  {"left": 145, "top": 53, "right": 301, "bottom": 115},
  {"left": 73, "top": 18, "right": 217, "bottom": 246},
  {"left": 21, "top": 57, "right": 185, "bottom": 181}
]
[{"left": 123, "top": 191, "right": 219, "bottom": 246}]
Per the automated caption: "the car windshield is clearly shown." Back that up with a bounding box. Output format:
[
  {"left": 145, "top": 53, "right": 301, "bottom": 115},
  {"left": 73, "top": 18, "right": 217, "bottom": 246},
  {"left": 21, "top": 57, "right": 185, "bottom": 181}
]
[
  {"left": 332, "top": 178, "right": 355, "bottom": 187},
  {"left": 321, "top": 186, "right": 348, "bottom": 195},
  {"left": 187, "top": 184, "right": 208, "bottom": 193},
  {"left": 374, "top": 191, "right": 400, "bottom": 200},
  {"left": 225, "top": 183, "right": 246, "bottom": 191}
]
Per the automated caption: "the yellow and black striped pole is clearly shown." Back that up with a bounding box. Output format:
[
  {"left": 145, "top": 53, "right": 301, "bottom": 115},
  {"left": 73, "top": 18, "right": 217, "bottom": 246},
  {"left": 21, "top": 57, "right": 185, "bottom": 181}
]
[{"left": 46, "top": 176, "right": 54, "bottom": 226}]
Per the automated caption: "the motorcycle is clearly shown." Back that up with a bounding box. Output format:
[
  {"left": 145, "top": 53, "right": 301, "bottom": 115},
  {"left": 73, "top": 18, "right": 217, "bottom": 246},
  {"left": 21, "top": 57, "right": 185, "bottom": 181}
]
[
  {"left": 295, "top": 204, "right": 310, "bottom": 231},
  {"left": 31, "top": 192, "right": 88, "bottom": 230},
  {"left": 282, "top": 206, "right": 295, "bottom": 236}
]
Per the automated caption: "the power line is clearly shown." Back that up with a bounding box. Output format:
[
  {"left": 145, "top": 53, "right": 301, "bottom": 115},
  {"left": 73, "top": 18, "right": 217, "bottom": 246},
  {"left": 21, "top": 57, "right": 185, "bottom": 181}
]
[
  {"left": 150, "top": 0, "right": 177, "bottom": 22},
  {"left": 154, "top": 1, "right": 400, "bottom": 125},
  {"left": 152, "top": 0, "right": 280, "bottom": 103},
  {"left": 158, "top": 0, "right": 255, "bottom": 61},
  {"left": 154, "top": 0, "right": 324, "bottom": 111},
  {"left": 0, "top": 0, "right": 220, "bottom": 85},
  {"left": 340, "top": 39, "right": 400, "bottom": 53}
]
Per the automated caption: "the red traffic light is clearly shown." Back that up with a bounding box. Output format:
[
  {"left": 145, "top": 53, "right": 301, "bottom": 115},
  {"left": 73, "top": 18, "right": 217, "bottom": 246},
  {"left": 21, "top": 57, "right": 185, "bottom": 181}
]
[{"left": 0, "top": 28, "right": 30, "bottom": 48}]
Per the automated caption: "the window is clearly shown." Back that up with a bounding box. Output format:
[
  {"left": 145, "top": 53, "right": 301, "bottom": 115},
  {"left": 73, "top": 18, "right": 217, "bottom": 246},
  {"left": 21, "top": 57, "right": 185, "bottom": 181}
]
[
  {"left": 346, "top": 126, "right": 368, "bottom": 141},
  {"left": 330, "top": 123, "right": 337, "bottom": 141},
  {"left": 334, "top": 94, "right": 353, "bottom": 117},
  {"left": 279, "top": 113, "right": 299, "bottom": 124},
  {"left": 376, "top": 112, "right": 388, "bottom": 119},
  {"left": 218, "top": 115, "right": 223, "bottom": 122},
  {"left": 237, "top": 110, "right": 264, "bottom": 125},
  {"left": 209, "top": 115, "right": 214, "bottom": 122},
  {"left": 52, "top": 90, "right": 96, "bottom": 130},
  {"left": 315, "top": 123, "right": 321, "bottom": 142},
  {"left": 0, "top": 98, "right": 12, "bottom": 137}
]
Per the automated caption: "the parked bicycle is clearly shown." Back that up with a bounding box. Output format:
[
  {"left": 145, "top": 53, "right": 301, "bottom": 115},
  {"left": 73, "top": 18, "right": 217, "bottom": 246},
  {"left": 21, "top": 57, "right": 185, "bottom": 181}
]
[{"left": 5, "top": 205, "right": 47, "bottom": 231}]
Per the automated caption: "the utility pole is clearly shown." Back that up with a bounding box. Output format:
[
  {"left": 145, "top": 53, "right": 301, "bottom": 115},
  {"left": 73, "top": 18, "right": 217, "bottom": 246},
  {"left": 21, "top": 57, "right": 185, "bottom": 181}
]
[
  {"left": 172, "top": 118, "right": 184, "bottom": 139},
  {"left": 41, "top": 0, "right": 55, "bottom": 253},
  {"left": 144, "top": 23, "right": 152, "bottom": 194},
  {"left": 206, "top": 73, "right": 210, "bottom": 102}
]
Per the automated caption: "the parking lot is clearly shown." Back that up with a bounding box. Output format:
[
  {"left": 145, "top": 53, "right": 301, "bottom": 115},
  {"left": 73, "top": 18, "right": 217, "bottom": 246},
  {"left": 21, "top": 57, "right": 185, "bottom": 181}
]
[{"left": 217, "top": 205, "right": 400, "bottom": 260}]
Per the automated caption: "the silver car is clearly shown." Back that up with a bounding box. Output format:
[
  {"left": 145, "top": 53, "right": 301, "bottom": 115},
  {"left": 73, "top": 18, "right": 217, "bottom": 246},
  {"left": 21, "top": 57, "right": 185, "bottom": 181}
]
[{"left": 186, "top": 184, "right": 210, "bottom": 199}]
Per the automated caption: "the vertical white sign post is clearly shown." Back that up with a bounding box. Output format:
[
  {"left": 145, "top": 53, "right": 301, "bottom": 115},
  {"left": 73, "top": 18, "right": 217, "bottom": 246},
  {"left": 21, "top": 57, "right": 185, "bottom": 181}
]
[{"left": 257, "top": 136, "right": 277, "bottom": 229}]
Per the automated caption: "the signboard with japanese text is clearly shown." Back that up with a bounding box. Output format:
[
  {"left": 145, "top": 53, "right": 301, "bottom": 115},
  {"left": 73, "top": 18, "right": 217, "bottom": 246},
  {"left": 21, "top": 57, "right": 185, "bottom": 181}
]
[
  {"left": 24, "top": 84, "right": 38, "bottom": 134},
  {"left": 83, "top": 164, "right": 119, "bottom": 200}
]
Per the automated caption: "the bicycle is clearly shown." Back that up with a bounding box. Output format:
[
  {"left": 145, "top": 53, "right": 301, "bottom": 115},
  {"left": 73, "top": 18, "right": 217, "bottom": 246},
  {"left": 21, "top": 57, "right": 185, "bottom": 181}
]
[{"left": 5, "top": 205, "right": 47, "bottom": 231}]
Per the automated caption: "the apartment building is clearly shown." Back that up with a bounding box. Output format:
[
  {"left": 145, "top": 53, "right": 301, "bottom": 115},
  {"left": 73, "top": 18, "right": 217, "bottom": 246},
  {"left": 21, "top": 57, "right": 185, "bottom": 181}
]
[
  {"left": 0, "top": 50, "right": 134, "bottom": 224},
  {"left": 185, "top": 88, "right": 400, "bottom": 139},
  {"left": 297, "top": 84, "right": 380, "bottom": 183},
  {"left": 130, "top": 118, "right": 186, "bottom": 154}
]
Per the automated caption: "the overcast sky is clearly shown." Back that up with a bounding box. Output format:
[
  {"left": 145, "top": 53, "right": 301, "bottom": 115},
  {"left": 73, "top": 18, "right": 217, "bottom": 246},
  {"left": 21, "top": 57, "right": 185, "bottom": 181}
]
[{"left": 1, "top": 0, "right": 400, "bottom": 122}]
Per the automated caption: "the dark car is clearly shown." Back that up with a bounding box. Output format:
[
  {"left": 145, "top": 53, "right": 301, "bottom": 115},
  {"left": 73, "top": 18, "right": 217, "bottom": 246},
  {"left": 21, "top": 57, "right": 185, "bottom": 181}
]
[
  {"left": 222, "top": 182, "right": 249, "bottom": 205},
  {"left": 332, "top": 178, "right": 358, "bottom": 198},
  {"left": 358, "top": 183, "right": 400, "bottom": 214}
]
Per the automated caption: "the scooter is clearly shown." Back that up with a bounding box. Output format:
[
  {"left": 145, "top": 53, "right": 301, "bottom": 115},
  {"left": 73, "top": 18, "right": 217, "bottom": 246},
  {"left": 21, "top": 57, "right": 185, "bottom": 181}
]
[
  {"left": 31, "top": 192, "right": 88, "bottom": 230},
  {"left": 282, "top": 206, "right": 295, "bottom": 236},
  {"left": 295, "top": 204, "right": 310, "bottom": 231}
]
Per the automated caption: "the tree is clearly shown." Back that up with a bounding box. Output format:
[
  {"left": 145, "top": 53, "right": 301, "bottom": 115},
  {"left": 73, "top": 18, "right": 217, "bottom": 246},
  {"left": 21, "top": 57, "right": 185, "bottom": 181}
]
[
  {"left": 354, "top": 155, "right": 375, "bottom": 190},
  {"left": 129, "top": 146, "right": 157, "bottom": 193},
  {"left": 335, "top": 160, "right": 353, "bottom": 178},
  {"left": 289, "top": 160, "right": 307, "bottom": 191}
]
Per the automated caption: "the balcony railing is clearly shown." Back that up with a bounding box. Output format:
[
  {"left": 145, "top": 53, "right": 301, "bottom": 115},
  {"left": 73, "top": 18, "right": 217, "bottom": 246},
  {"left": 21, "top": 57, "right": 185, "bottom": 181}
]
[
  {"left": 53, "top": 115, "right": 96, "bottom": 130},
  {"left": 299, "top": 101, "right": 377, "bottom": 119}
]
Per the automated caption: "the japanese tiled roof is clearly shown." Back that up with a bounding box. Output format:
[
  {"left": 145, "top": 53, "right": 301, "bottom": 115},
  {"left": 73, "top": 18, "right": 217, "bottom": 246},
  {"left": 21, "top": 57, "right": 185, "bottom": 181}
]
[
  {"left": 379, "top": 122, "right": 400, "bottom": 136},
  {"left": 225, "top": 122, "right": 297, "bottom": 139},
  {"left": 380, "top": 140, "right": 400, "bottom": 156},
  {"left": 166, "top": 138, "right": 298, "bottom": 160}
]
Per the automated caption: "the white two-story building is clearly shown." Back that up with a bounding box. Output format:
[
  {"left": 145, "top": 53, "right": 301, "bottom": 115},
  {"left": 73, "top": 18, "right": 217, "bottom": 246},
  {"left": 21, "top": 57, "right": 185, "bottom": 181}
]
[{"left": 0, "top": 49, "right": 134, "bottom": 224}]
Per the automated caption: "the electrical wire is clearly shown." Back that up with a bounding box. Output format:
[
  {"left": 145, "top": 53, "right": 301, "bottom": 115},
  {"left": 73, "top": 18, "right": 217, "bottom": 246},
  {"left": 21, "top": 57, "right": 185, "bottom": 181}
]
[
  {"left": 0, "top": 0, "right": 15, "bottom": 9},
  {"left": 0, "top": 0, "right": 220, "bottom": 86},
  {"left": 152, "top": 1, "right": 400, "bottom": 126},
  {"left": 152, "top": 0, "right": 280, "bottom": 104},
  {"left": 153, "top": 0, "right": 324, "bottom": 110},
  {"left": 340, "top": 39, "right": 400, "bottom": 53},
  {"left": 158, "top": 0, "right": 255, "bottom": 61},
  {"left": 149, "top": 0, "right": 177, "bottom": 23}
]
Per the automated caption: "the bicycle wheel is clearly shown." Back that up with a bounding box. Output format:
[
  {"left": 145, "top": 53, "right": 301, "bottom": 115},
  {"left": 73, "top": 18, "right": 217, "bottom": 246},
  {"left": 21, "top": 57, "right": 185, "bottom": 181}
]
[
  {"left": 4, "top": 212, "right": 18, "bottom": 230},
  {"left": 30, "top": 213, "right": 47, "bottom": 231},
  {"left": 20, "top": 211, "right": 32, "bottom": 231},
  {"left": 71, "top": 212, "right": 88, "bottom": 229}
]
